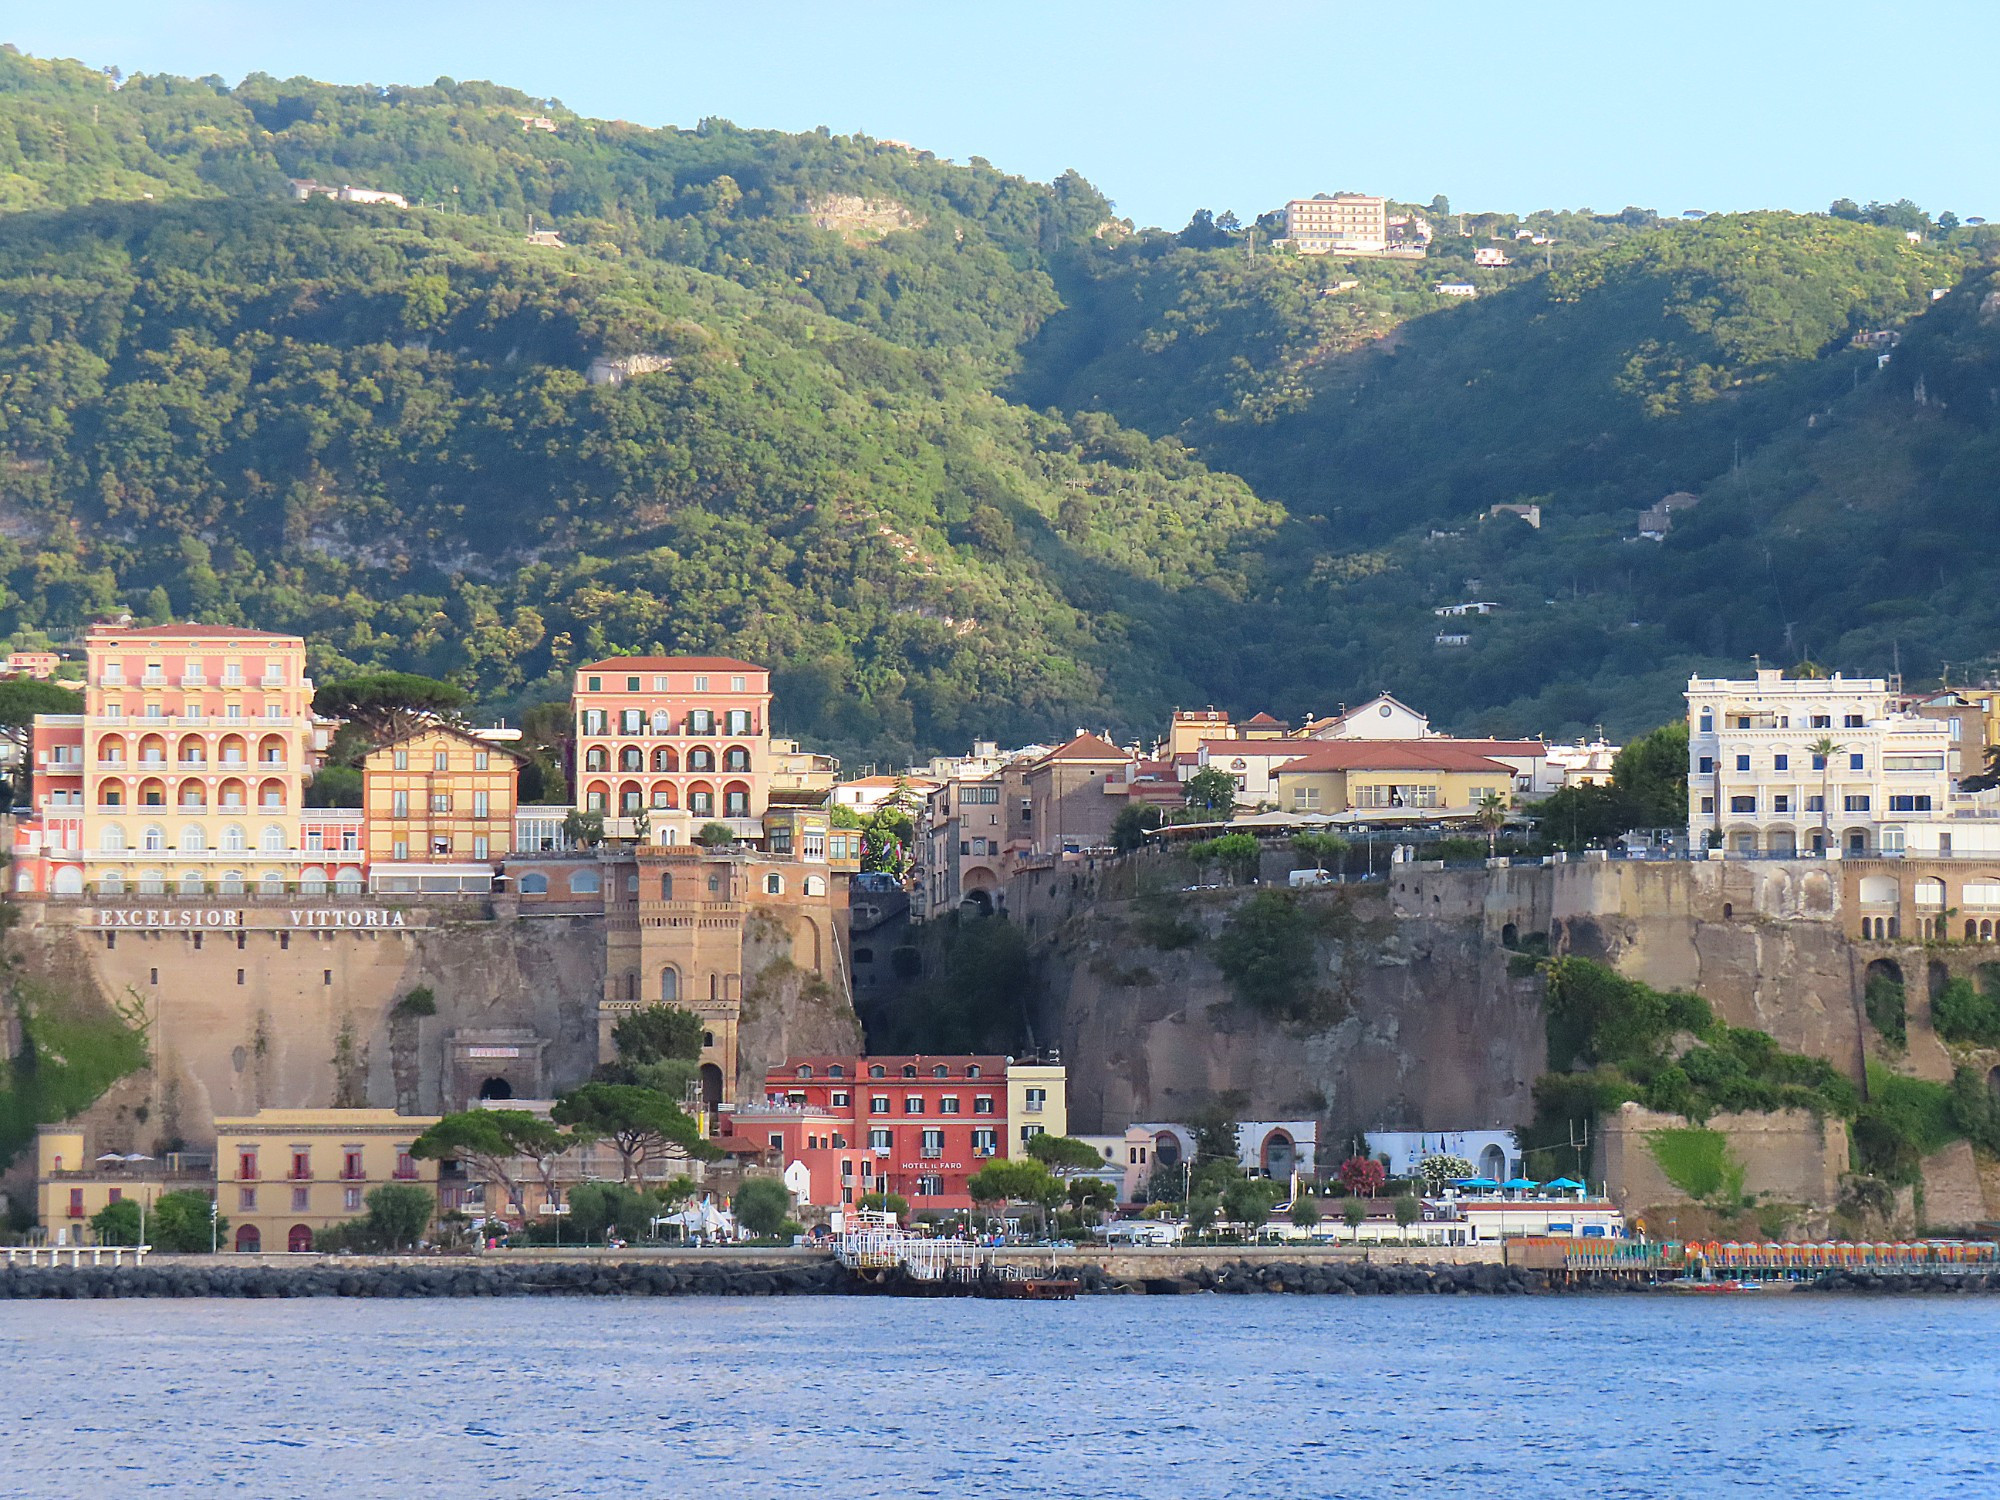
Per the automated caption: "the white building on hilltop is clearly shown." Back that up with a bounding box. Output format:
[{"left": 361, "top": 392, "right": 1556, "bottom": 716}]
[{"left": 1686, "top": 669, "right": 1954, "bottom": 857}]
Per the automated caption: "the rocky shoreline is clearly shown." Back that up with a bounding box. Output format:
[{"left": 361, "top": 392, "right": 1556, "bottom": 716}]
[{"left": 2, "top": 1259, "right": 1995, "bottom": 1300}]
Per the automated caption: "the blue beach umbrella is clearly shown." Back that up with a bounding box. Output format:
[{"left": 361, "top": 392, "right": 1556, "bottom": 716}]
[
  {"left": 1453, "top": 1177, "right": 1502, "bottom": 1189},
  {"left": 1502, "top": 1177, "right": 1540, "bottom": 1191},
  {"left": 1542, "top": 1177, "right": 1585, "bottom": 1191}
]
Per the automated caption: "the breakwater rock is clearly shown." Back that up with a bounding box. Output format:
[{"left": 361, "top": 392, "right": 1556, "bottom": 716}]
[
  {"left": 1807, "top": 1270, "right": 2000, "bottom": 1294},
  {"left": 0, "top": 1258, "right": 853, "bottom": 1300},
  {"left": 1065, "top": 1259, "right": 1541, "bottom": 1296}
]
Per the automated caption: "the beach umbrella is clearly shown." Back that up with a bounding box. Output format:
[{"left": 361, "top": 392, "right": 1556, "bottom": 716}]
[
  {"left": 95, "top": 1153, "right": 125, "bottom": 1163},
  {"left": 1502, "top": 1177, "right": 1539, "bottom": 1190},
  {"left": 1543, "top": 1176, "right": 1585, "bottom": 1191},
  {"left": 1453, "top": 1176, "right": 1502, "bottom": 1189}
]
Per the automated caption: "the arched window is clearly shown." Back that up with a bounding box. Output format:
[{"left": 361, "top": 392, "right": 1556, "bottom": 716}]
[
  {"left": 652, "top": 746, "right": 678, "bottom": 773},
  {"left": 52, "top": 868, "right": 83, "bottom": 895},
  {"left": 764, "top": 873, "right": 784, "bottom": 895},
  {"left": 965, "top": 1065, "right": 981, "bottom": 1079},
  {"left": 219, "top": 870, "right": 247, "bottom": 895},
  {"left": 661, "top": 967, "right": 679, "bottom": 1002},
  {"left": 689, "top": 789, "right": 713, "bottom": 815},
  {"left": 179, "top": 785, "right": 206, "bottom": 808},
  {"left": 827, "top": 1064, "right": 845, "bottom": 1079},
  {"left": 796, "top": 1065, "right": 814, "bottom": 1079},
  {"left": 178, "top": 825, "right": 205, "bottom": 853},
  {"left": 260, "top": 825, "right": 285, "bottom": 853},
  {"left": 178, "top": 871, "right": 203, "bottom": 894},
  {"left": 584, "top": 748, "right": 608, "bottom": 772},
  {"left": 260, "top": 871, "right": 284, "bottom": 893},
  {"left": 519, "top": 872, "right": 549, "bottom": 894},
  {"left": 569, "top": 870, "right": 601, "bottom": 895},
  {"left": 804, "top": 875, "right": 826, "bottom": 897},
  {"left": 100, "top": 825, "right": 127, "bottom": 853},
  {"left": 660, "top": 873, "right": 674, "bottom": 900},
  {"left": 222, "top": 824, "right": 245, "bottom": 852},
  {"left": 620, "top": 746, "right": 643, "bottom": 772},
  {"left": 688, "top": 748, "right": 715, "bottom": 772},
  {"left": 724, "top": 746, "right": 750, "bottom": 772},
  {"left": 287, "top": 1224, "right": 313, "bottom": 1253},
  {"left": 138, "top": 869, "right": 166, "bottom": 894},
  {"left": 902, "top": 1064, "right": 918, "bottom": 1078},
  {"left": 235, "top": 1224, "right": 260, "bottom": 1253},
  {"left": 868, "top": 1064, "right": 886, "bottom": 1079},
  {"left": 932, "top": 1065, "right": 949, "bottom": 1078},
  {"left": 99, "top": 872, "right": 124, "bottom": 895}
]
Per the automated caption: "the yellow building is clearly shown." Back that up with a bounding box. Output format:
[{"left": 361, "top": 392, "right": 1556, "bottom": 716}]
[
  {"left": 770, "top": 737, "right": 840, "bottom": 795},
  {"left": 1004, "top": 1061, "right": 1068, "bottom": 1158},
  {"left": 362, "top": 724, "right": 524, "bottom": 893},
  {"left": 1269, "top": 741, "right": 1515, "bottom": 820},
  {"left": 213, "top": 1108, "right": 441, "bottom": 1253},
  {"left": 59, "top": 623, "right": 317, "bottom": 894},
  {"left": 33, "top": 1125, "right": 216, "bottom": 1246}
]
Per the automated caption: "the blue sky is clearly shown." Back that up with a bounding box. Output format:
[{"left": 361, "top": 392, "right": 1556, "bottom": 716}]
[{"left": 10, "top": 1, "right": 1995, "bottom": 227}]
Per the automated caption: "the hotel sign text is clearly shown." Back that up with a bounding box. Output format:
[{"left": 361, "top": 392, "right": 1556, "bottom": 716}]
[{"left": 92, "top": 908, "right": 412, "bottom": 929}]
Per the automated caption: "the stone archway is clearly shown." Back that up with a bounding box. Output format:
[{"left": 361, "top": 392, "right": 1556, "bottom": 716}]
[
  {"left": 700, "top": 1063, "right": 723, "bottom": 1111},
  {"left": 478, "top": 1077, "right": 514, "bottom": 1101}
]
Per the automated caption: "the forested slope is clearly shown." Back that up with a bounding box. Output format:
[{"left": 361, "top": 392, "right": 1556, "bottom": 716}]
[{"left": 2, "top": 45, "right": 1998, "bottom": 752}]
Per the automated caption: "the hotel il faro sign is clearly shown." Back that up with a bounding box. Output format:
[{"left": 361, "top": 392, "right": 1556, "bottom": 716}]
[{"left": 91, "top": 907, "right": 413, "bottom": 929}]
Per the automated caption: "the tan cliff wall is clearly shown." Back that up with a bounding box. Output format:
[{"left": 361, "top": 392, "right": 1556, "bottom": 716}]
[
  {"left": 4, "top": 913, "right": 610, "bottom": 1153},
  {"left": 735, "top": 912, "right": 863, "bottom": 1100},
  {"left": 1042, "top": 880, "right": 1549, "bottom": 1139},
  {"left": 1024, "top": 853, "right": 1996, "bottom": 1219}
]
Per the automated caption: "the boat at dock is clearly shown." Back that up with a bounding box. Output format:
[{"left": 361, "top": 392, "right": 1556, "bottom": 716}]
[{"left": 833, "top": 1212, "right": 1078, "bottom": 1299}]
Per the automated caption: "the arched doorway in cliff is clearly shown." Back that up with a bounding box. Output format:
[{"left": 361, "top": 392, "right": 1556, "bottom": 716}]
[
  {"left": 479, "top": 1077, "right": 514, "bottom": 1102},
  {"left": 1259, "top": 1129, "right": 1295, "bottom": 1179},
  {"left": 700, "top": 1063, "right": 723, "bottom": 1111},
  {"left": 1866, "top": 958, "right": 1904, "bottom": 990}
]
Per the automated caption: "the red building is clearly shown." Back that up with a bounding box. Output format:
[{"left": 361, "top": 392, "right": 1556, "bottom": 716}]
[{"left": 723, "top": 1054, "right": 1030, "bottom": 1215}]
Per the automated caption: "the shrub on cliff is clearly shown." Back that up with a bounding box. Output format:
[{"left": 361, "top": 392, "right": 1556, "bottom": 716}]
[
  {"left": 1211, "top": 891, "right": 1328, "bottom": 1022},
  {"left": 1931, "top": 977, "right": 2000, "bottom": 1046}
]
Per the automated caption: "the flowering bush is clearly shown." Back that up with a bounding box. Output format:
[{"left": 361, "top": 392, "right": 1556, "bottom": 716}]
[
  {"left": 1336, "top": 1155, "right": 1387, "bottom": 1197},
  {"left": 1417, "top": 1154, "right": 1475, "bottom": 1194}
]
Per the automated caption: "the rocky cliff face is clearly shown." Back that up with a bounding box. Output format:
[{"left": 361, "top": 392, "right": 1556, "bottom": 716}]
[
  {"left": 1026, "top": 853, "right": 1997, "bottom": 1223},
  {"left": 736, "top": 913, "right": 864, "bottom": 1099},
  {"left": 1040, "top": 878, "right": 1547, "bottom": 1139}
]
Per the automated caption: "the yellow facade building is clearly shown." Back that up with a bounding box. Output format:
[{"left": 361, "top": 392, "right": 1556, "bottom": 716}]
[
  {"left": 1004, "top": 1061, "right": 1069, "bottom": 1158},
  {"left": 33, "top": 1125, "right": 216, "bottom": 1246},
  {"left": 362, "top": 724, "right": 524, "bottom": 893},
  {"left": 1269, "top": 741, "right": 1516, "bottom": 820},
  {"left": 214, "top": 1108, "right": 441, "bottom": 1253}
]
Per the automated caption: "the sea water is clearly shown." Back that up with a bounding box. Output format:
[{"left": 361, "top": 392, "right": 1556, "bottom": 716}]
[{"left": 0, "top": 1294, "right": 1992, "bottom": 1497}]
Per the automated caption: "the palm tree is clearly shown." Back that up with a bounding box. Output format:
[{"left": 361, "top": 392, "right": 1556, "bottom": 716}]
[
  {"left": 1476, "top": 793, "right": 1507, "bottom": 856},
  {"left": 1806, "top": 736, "right": 1844, "bottom": 855}
]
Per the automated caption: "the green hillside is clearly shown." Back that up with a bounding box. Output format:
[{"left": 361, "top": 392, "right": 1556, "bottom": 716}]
[{"left": 1, "top": 45, "right": 1998, "bottom": 752}]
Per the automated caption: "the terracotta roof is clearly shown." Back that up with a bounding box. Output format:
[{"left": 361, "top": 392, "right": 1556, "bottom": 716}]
[
  {"left": 1272, "top": 740, "right": 1515, "bottom": 775},
  {"left": 1453, "top": 739, "right": 1547, "bottom": 758},
  {"left": 86, "top": 622, "right": 299, "bottom": 641},
  {"left": 577, "top": 656, "right": 767, "bottom": 675},
  {"left": 1199, "top": 739, "right": 1301, "bottom": 757},
  {"left": 1242, "top": 712, "right": 1287, "bottom": 726},
  {"left": 1035, "top": 732, "right": 1130, "bottom": 765}
]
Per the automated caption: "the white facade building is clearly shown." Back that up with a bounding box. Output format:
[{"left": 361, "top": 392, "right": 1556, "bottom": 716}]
[
  {"left": 1366, "top": 1129, "right": 1523, "bottom": 1182},
  {"left": 1686, "top": 669, "right": 1951, "bottom": 857}
]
